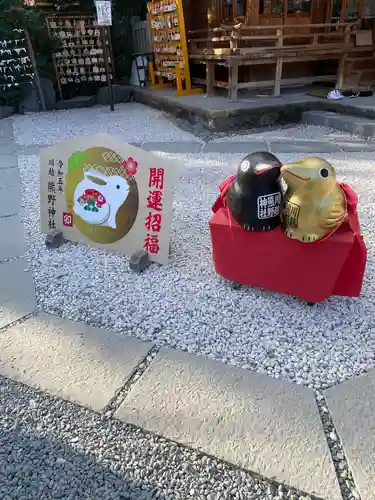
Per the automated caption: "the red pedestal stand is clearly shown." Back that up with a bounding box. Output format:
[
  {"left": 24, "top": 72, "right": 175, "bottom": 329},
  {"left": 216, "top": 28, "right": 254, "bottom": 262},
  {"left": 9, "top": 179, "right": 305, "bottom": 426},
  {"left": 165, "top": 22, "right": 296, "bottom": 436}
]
[{"left": 209, "top": 182, "right": 367, "bottom": 303}]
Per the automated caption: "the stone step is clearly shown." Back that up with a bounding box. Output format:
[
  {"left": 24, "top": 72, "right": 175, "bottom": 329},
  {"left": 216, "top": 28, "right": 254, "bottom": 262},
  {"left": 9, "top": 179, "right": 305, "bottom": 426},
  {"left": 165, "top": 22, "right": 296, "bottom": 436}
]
[
  {"left": 0, "top": 105, "right": 15, "bottom": 119},
  {"left": 55, "top": 95, "right": 96, "bottom": 110},
  {"left": 302, "top": 110, "right": 375, "bottom": 139}
]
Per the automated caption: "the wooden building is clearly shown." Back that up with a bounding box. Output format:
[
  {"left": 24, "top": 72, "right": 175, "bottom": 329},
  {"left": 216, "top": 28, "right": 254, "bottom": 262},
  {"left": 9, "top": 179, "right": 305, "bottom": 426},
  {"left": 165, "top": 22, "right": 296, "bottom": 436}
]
[{"left": 186, "top": 0, "right": 375, "bottom": 99}]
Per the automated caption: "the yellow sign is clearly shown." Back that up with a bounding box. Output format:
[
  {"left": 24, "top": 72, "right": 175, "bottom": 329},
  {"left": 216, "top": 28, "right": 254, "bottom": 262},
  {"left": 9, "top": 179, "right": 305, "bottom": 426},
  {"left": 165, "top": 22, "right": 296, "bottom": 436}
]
[
  {"left": 147, "top": 0, "right": 203, "bottom": 96},
  {"left": 40, "top": 134, "right": 175, "bottom": 264}
]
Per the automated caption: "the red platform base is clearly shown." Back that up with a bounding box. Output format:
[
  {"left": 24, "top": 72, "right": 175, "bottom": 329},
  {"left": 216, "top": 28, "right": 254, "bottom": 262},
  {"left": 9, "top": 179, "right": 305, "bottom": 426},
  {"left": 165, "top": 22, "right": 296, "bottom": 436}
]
[{"left": 209, "top": 183, "right": 367, "bottom": 303}]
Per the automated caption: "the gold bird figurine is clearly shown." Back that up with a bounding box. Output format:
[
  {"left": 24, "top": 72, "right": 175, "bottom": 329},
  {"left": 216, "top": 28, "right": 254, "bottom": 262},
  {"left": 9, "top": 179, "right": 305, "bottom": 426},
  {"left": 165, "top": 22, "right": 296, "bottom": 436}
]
[{"left": 281, "top": 157, "right": 347, "bottom": 243}]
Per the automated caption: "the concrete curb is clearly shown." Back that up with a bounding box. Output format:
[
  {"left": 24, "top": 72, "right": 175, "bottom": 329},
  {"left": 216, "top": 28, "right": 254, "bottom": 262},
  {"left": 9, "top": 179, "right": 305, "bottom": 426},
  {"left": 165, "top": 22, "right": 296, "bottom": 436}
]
[
  {"left": 20, "top": 137, "right": 375, "bottom": 157},
  {"left": 303, "top": 109, "right": 375, "bottom": 140},
  {"left": 133, "top": 87, "right": 375, "bottom": 134}
]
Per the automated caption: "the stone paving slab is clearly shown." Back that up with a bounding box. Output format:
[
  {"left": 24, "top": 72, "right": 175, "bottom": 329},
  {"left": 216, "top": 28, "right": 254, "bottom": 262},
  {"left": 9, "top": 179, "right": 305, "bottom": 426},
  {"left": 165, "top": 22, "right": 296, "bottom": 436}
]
[
  {"left": 0, "top": 215, "right": 26, "bottom": 261},
  {"left": 0, "top": 259, "right": 36, "bottom": 329},
  {"left": 0, "top": 153, "right": 17, "bottom": 169},
  {"left": 269, "top": 139, "right": 341, "bottom": 153},
  {"left": 0, "top": 151, "right": 17, "bottom": 171},
  {"left": 0, "top": 137, "right": 16, "bottom": 154},
  {"left": 325, "top": 371, "right": 375, "bottom": 500},
  {"left": 0, "top": 167, "right": 20, "bottom": 188},
  {"left": 0, "top": 313, "right": 154, "bottom": 412},
  {"left": 203, "top": 140, "right": 268, "bottom": 153},
  {"left": 116, "top": 348, "right": 341, "bottom": 500},
  {"left": 18, "top": 144, "right": 43, "bottom": 156},
  {"left": 0, "top": 118, "right": 14, "bottom": 139},
  {"left": 141, "top": 141, "right": 203, "bottom": 153},
  {"left": 0, "top": 186, "right": 21, "bottom": 217}
]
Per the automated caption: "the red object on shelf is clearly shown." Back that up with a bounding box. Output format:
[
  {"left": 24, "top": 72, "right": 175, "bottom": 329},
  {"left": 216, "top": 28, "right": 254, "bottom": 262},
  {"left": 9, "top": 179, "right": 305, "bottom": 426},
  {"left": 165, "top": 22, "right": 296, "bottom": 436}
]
[{"left": 209, "top": 180, "right": 367, "bottom": 303}]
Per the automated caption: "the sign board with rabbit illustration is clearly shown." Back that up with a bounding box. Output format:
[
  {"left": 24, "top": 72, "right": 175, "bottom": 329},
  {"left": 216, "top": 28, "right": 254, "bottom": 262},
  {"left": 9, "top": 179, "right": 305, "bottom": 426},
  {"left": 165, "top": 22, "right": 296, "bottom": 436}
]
[{"left": 40, "top": 134, "right": 175, "bottom": 264}]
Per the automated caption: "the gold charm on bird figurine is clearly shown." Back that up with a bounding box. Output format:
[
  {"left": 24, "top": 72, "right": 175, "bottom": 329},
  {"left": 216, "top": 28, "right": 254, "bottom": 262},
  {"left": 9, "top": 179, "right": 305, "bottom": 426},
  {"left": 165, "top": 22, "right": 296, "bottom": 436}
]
[{"left": 280, "top": 157, "right": 347, "bottom": 243}]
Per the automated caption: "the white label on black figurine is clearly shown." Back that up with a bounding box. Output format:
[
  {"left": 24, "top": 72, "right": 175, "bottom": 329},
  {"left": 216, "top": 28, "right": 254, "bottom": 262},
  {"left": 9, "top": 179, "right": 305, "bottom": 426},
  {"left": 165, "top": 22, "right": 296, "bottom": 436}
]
[{"left": 257, "top": 192, "right": 282, "bottom": 220}]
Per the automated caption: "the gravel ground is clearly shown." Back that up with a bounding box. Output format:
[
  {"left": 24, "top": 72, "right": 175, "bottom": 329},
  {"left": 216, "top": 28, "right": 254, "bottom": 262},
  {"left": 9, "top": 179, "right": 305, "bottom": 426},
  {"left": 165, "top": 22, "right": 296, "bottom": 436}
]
[
  {"left": 12, "top": 103, "right": 198, "bottom": 146},
  {"left": 13, "top": 103, "right": 372, "bottom": 148},
  {"left": 18, "top": 145, "right": 375, "bottom": 392},
  {"left": 0, "top": 375, "right": 312, "bottom": 500}
]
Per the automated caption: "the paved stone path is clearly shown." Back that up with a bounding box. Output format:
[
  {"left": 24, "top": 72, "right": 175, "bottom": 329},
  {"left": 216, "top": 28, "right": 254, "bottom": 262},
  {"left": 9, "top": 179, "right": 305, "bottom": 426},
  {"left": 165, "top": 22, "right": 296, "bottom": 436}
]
[
  {"left": 0, "top": 119, "right": 36, "bottom": 330},
  {"left": 1, "top": 115, "right": 374, "bottom": 500},
  {"left": 325, "top": 375, "right": 375, "bottom": 500},
  {"left": 116, "top": 348, "right": 341, "bottom": 499}
]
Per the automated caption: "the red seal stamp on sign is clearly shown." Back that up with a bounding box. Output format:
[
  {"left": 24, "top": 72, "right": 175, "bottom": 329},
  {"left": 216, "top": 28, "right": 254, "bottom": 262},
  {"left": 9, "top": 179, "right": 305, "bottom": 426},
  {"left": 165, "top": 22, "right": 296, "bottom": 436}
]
[{"left": 63, "top": 212, "right": 73, "bottom": 227}]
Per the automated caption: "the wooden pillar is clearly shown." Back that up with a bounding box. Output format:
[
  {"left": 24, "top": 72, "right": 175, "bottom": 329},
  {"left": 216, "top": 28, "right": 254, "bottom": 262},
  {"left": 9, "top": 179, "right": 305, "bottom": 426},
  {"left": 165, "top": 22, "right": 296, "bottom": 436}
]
[
  {"left": 228, "top": 63, "right": 238, "bottom": 101},
  {"left": 206, "top": 61, "right": 215, "bottom": 96},
  {"left": 312, "top": 0, "right": 331, "bottom": 24},
  {"left": 336, "top": 25, "right": 351, "bottom": 89},
  {"left": 325, "top": 0, "right": 334, "bottom": 23},
  {"left": 274, "top": 28, "right": 283, "bottom": 96},
  {"left": 359, "top": 0, "right": 364, "bottom": 20},
  {"left": 232, "top": 0, "right": 237, "bottom": 20},
  {"left": 336, "top": 56, "right": 345, "bottom": 89},
  {"left": 246, "top": 0, "right": 259, "bottom": 25},
  {"left": 340, "top": 0, "right": 348, "bottom": 23},
  {"left": 212, "top": 0, "right": 221, "bottom": 27},
  {"left": 283, "top": 0, "right": 288, "bottom": 24}
]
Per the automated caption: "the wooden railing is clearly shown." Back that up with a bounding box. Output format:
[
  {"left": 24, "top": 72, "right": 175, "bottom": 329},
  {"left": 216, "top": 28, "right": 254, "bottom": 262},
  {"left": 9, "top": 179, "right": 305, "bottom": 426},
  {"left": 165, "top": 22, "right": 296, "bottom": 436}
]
[
  {"left": 187, "top": 22, "right": 373, "bottom": 100},
  {"left": 188, "top": 22, "right": 360, "bottom": 56}
]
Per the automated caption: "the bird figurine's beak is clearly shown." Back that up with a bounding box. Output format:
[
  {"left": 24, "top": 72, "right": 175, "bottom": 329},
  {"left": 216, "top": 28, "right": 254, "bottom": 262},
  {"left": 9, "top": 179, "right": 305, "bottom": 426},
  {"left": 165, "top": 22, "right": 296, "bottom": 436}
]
[
  {"left": 255, "top": 162, "right": 282, "bottom": 175},
  {"left": 281, "top": 162, "right": 311, "bottom": 183}
]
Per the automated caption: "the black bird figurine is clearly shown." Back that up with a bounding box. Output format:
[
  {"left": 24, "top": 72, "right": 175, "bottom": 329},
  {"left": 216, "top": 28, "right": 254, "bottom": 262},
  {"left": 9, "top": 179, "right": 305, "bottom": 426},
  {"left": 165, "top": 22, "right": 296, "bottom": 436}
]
[{"left": 227, "top": 151, "right": 283, "bottom": 231}]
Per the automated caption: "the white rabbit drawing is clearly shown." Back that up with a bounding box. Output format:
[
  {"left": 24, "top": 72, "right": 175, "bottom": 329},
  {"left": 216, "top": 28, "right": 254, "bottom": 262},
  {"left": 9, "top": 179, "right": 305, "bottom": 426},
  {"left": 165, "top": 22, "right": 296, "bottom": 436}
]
[{"left": 73, "top": 170, "right": 129, "bottom": 229}]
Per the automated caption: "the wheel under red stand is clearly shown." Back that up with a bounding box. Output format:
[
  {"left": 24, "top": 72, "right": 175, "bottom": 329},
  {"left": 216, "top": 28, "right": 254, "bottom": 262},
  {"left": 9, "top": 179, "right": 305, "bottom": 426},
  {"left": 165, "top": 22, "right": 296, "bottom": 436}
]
[{"left": 209, "top": 182, "right": 367, "bottom": 303}]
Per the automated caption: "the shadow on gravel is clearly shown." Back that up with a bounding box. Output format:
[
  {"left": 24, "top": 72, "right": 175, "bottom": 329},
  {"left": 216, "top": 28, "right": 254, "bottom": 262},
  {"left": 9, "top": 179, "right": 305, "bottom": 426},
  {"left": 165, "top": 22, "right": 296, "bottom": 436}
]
[
  {"left": 0, "top": 374, "right": 317, "bottom": 500},
  {"left": 0, "top": 424, "right": 155, "bottom": 500}
]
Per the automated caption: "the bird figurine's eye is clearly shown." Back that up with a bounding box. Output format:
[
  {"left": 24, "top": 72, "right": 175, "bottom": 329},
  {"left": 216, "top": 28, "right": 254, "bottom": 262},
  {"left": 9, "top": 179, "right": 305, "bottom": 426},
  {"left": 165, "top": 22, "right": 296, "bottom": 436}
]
[
  {"left": 240, "top": 160, "right": 250, "bottom": 172},
  {"left": 319, "top": 168, "right": 329, "bottom": 179},
  {"left": 116, "top": 184, "right": 120, "bottom": 189}
]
